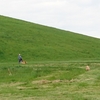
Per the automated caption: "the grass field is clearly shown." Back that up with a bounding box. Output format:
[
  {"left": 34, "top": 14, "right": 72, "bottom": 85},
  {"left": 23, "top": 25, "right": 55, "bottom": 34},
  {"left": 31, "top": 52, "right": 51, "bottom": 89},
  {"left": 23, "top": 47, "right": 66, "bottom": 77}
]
[
  {"left": 1, "top": 15, "right": 100, "bottom": 100},
  {"left": 1, "top": 15, "right": 100, "bottom": 62},
  {"left": 0, "top": 61, "right": 100, "bottom": 100}
]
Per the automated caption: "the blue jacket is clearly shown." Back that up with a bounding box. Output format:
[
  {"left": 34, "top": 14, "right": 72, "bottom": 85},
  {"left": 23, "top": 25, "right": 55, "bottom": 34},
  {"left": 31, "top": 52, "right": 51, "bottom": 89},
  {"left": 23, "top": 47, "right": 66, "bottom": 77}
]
[{"left": 18, "top": 55, "right": 22, "bottom": 60}]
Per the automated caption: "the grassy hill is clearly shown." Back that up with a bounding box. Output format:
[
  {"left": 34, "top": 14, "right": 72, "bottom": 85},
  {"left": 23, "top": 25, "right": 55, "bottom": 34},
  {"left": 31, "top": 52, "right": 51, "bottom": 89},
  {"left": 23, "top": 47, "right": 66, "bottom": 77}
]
[
  {"left": 0, "top": 15, "right": 100, "bottom": 62},
  {"left": 0, "top": 15, "right": 100, "bottom": 100}
]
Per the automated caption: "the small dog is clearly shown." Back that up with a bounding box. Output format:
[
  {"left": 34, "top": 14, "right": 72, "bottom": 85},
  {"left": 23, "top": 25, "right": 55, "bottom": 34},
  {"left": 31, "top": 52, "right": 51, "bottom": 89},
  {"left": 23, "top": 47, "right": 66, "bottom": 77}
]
[
  {"left": 21, "top": 61, "right": 26, "bottom": 64},
  {"left": 86, "top": 66, "right": 90, "bottom": 71}
]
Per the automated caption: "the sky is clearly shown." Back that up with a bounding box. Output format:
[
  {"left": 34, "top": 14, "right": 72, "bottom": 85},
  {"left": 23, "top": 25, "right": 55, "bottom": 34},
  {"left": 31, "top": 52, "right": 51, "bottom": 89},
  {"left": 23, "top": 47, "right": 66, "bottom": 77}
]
[{"left": 0, "top": 0, "right": 100, "bottom": 38}]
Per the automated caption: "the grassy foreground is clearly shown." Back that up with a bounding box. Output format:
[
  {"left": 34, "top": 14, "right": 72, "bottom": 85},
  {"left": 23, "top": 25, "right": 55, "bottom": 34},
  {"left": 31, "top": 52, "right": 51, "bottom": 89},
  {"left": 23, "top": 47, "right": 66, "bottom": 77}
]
[{"left": 0, "top": 61, "right": 100, "bottom": 100}]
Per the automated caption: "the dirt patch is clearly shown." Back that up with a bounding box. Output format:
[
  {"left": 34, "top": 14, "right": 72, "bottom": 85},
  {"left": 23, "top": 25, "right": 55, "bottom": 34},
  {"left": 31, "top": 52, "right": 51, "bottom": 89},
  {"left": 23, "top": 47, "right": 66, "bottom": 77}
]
[
  {"left": 32, "top": 79, "right": 77, "bottom": 85},
  {"left": 0, "top": 82, "right": 24, "bottom": 88}
]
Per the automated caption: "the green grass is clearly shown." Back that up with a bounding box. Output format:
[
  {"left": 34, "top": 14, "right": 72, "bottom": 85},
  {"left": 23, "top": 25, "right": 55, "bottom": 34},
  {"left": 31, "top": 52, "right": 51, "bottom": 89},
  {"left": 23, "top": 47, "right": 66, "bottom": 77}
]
[
  {"left": 0, "top": 15, "right": 100, "bottom": 62},
  {"left": 1, "top": 15, "right": 100, "bottom": 100},
  {"left": 0, "top": 62, "right": 100, "bottom": 100}
]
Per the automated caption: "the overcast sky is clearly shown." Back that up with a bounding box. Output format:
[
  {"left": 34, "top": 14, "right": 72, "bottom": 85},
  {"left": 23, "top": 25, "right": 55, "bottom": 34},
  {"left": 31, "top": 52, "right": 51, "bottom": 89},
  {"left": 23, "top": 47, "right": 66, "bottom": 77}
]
[{"left": 0, "top": 0, "right": 100, "bottom": 38}]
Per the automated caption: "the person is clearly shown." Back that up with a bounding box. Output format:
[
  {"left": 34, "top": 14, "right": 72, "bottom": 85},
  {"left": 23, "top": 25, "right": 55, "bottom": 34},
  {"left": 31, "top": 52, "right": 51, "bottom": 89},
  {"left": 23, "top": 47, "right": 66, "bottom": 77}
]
[{"left": 18, "top": 54, "right": 23, "bottom": 63}]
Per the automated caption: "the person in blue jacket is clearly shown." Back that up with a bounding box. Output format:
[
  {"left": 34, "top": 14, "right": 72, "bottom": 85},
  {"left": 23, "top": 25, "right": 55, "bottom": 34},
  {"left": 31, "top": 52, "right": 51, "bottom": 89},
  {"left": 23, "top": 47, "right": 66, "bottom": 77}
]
[{"left": 18, "top": 54, "right": 23, "bottom": 63}]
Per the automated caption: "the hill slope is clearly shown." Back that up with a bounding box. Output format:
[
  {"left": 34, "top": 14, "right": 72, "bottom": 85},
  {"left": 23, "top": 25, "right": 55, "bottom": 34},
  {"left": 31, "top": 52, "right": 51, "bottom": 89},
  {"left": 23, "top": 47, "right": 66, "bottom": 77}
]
[{"left": 0, "top": 15, "right": 100, "bottom": 62}]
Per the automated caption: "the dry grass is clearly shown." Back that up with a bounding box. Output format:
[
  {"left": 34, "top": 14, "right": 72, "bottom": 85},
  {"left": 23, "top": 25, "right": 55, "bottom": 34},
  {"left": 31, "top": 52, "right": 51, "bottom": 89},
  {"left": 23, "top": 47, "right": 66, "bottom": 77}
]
[{"left": 0, "top": 62, "right": 100, "bottom": 100}]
